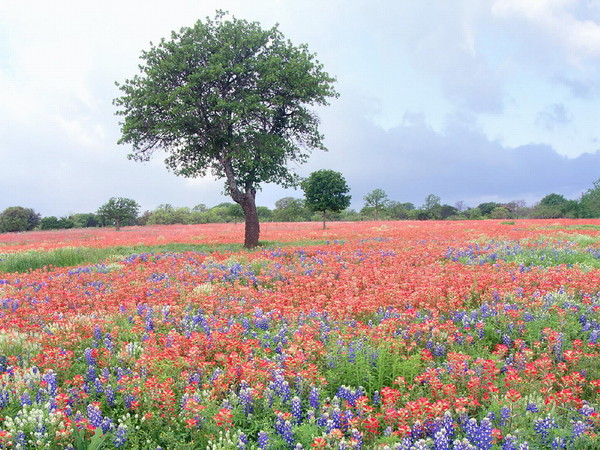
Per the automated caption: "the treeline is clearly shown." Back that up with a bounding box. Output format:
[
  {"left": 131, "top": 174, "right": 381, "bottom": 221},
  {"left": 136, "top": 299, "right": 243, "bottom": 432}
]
[{"left": 2, "top": 179, "right": 600, "bottom": 233}]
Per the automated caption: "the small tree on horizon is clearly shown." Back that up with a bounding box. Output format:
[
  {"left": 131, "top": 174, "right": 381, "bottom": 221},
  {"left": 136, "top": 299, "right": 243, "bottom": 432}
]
[
  {"left": 97, "top": 197, "right": 140, "bottom": 231},
  {"left": 302, "top": 169, "right": 351, "bottom": 229},
  {"left": 363, "top": 189, "right": 389, "bottom": 220}
]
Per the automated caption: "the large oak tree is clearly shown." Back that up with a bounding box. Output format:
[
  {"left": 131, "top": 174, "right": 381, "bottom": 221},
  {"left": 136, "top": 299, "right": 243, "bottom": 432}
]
[{"left": 114, "top": 12, "right": 337, "bottom": 247}]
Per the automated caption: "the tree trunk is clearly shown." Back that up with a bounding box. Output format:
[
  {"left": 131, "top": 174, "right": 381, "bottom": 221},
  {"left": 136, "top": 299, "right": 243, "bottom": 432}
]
[
  {"left": 115, "top": 219, "right": 121, "bottom": 231},
  {"left": 240, "top": 193, "right": 260, "bottom": 248},
  {"left": 219, "top": 156, "right": 260, "bottom": 248},
  {"left": 322, "top": 211, "right": 326, "bottom": 229}
]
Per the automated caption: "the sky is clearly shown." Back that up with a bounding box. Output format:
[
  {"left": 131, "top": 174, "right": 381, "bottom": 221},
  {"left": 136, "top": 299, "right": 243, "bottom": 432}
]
[{"left": 1, "top": 0, "right": 600, "bottom": 216}]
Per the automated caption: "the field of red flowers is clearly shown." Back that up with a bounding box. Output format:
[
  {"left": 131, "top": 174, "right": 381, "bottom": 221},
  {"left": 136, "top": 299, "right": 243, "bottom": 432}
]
[{"left": 1, "top": 220, "right": 600, "bottom": 449}]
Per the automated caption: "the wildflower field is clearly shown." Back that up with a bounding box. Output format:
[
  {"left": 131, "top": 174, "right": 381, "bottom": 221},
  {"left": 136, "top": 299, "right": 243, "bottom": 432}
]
[{"left": 1, "top": 220, "right": 600, "bottom": 449}]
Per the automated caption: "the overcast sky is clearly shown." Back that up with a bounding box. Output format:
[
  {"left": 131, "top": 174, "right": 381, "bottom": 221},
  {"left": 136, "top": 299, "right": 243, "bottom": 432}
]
[{"left": 2, "top": 0, "right": 600, "bottom": 216}]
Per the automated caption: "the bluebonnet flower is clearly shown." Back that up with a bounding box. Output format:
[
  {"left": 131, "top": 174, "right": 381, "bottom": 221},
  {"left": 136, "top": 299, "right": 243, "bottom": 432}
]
[
  {"left": 571, "top": 420, "right": 587, "bottom": 440},
  {"left": 87, "top": 403, "right": 103, "bottom": 428},
  {"left": 502, "top": 434, "right": 518, "bottom": 450},
  {"left": 291, "top": 396, "right": 302, "bottom": 424},
  {"left": 526, "top": 402, "right": 539, "bottom": 413},
  {"left": 534, "top": 415, "right": 558, "bottom": 444},
  {"left": 309, "top": 385, "right": 320, "bottom": 409},
  {"left": 84, "top": 348, "right": 96, "bottom": 366},
  {"left": 433, "top": 427, "right": 450, "bottom": 450},
  {"left": 113, "top": 424, "right": 128, "bottom": 447},
  {"left": 500, "top": 406, "right": 511, "bottom": 426},
  {"left": 105, "top": 385, "right": 115, "bottom": 407},
  {"left": 257, "top": 430, "right": 269, "bottom": 449},
  {"left": 237, "top": 431, "right": 248, "bottom": 450},
  {"left": 351, "top": 428, "right": 364, "bottom": 449},
  {"left": 271, "top": 372, "right": 291, "bottom": 402},
  {"left": 331, "top": 407, "right": 343, "bottom": 430},
  {"left": 275, "top": 418, "right": 294, "bottom": 446},
  {"left": 452, "top": 438, "right": 477, "bottom": 450},
  {"left": 0, "top": 390, "right": 9, "bottom": 408},
  {"left": 42, "top": 370, "right": 58, "bottom": 396},
  {"left": 101, "top": 417, "right": 113, "bottom": 434},
  {"left": 580, "top": 404, "right": 595, "bottom": 416},
  {"left": 372, "top": 390, "right": 381, "bottom": 406},
  {"left": 20, "top": 392, "right": 32, "bottom": 406}
]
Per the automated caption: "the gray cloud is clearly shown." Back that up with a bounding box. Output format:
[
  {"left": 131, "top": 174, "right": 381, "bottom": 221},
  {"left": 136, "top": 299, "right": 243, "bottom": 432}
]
[{"left": 536, "top": 104, "right": 572, "bottom": 131}]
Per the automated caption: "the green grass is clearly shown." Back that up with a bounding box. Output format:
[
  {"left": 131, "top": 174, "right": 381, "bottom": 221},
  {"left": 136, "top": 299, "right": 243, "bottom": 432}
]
[{"left": 0, "top": 240, "right": 328, "bottom": 273}]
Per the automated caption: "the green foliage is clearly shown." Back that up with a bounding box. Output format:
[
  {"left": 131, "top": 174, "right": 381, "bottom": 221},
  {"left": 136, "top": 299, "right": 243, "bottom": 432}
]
[
  {"left": 580, "top": 178, "right": 600, "bottom": 218},
  {"left": 97, "top": 197, "right": 140, "bottom": 230},
  {"left": 488, "top": 206, "right": 512, "bottom": 219},
  {"left": 477, "top": 202, "right": 500, "bottom": 216},
  {"left": 0, "top": 206, "right": 40, "bottom": 233},
  {"left": 68, "top": 213, "right": 100, "bottom": 228},
  {"left": 301, "top": 170, "right": 351, "bottom": 228},
  {"left": 114, "top": 11, "right": 337, "bottom": 247},
  {"left": 40, "top": 216, "right": 75, "bottom": 230},
  {"left": 272, "top": 197, "right": 312, "bottom": 222},
  {"left": 324, "top": 340, "right": 421, "bottom": 396},
  {"left": 362, "top": 189, "right": 389, "bottom": 219}
]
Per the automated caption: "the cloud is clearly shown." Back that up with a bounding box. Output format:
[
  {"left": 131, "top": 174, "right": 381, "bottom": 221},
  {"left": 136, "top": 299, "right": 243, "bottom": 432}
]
[
  {"left": 308, "top": 101, "right": 599, "bottom": 209},
  {"left": 535, "top": 103, "right": 572, "bottom": 130},
  {"left": 491, "top": 0, "right": 600, "bottom": 62}
]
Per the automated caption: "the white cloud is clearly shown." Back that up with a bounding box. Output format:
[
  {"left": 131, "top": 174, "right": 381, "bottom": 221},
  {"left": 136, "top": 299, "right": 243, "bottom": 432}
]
[{"left": 492, "top": 0, "right": 600, "bottom": 62}]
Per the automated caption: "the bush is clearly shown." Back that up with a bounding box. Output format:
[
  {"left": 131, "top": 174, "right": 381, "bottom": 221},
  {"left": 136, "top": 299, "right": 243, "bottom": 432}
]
[{"left": 0, "top": 206, "right": 41, "bottom": 232}]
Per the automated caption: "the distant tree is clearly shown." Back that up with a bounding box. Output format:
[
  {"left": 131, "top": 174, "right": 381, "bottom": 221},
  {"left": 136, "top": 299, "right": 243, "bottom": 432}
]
[
  {"left": 97, "top": 197, "right": 140, "bottom": 231},
  {"left": 532, "top": 194, "right": 569, "bottom": 218},
  {"left": 363, "top": 189, "right": 389, "bottom": 220},
  {"left": 114, "top": 12, "right": 337, "bottom": 248},
  {"left": 387, "top": 201, "right": 411, "bottom": 220},
  {"left": 69, "top": 213, "right": 100, "bottom": 228},
  {"left": 580, "top": 179, "right": 600, "bottom": 218},
  {"left": 273, "top": 197, "right": 311, "bottom": 222},
  {"left": 137, "top": 210, "right": 152, "bottom": 226},
  {"left": 423, "top": 194, "right": 441, "bottom": 211},
  {"left": 302, "top": 170, "right": 351, "bottom": 229},
  {"left": 192, "top": 204, "right": 207, "bottom": 213},
  {"left": 227, "top": 204, "right": 245, "bottom": 223},
  {"left": 477, "top": 202, "right": 500, "bottom": 217},
  {"left": 421, "top": 194, "right": 442, "bottom": 220},
  {"left": 57, "top": 217, "right": 75, "bottom": 229},
  {"left": 0, "top": 206, "right": 40, "bottom": 232},
  {"left": 439, "top": 204, "right": 459, "bottom": 220},
  {"left": 257, "top": 206, "right": 273, "bottom": 222},
  {"left": 40, "top": 216, "right": 62, "bottom": 230},
  {"left": 489, "top": 206, "right": 512, "bottom": 219}
]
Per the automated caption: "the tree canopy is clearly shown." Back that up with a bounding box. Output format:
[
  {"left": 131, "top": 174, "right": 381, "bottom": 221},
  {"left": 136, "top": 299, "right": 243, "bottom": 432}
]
[
  {"left": 363, "top": 189, "right": 389, "bottom": 220},
  {"left": 0, "top": 207, "right": 40, "bottom": 233},
  {"left": 97, "top": 197, "right": 140, "bottom": 231},
  {"left": 114, "top": 11, "right": 337, "bottom": 247},
  {"left": 302, "top": 169, "right": 351, "bottom": 228}
]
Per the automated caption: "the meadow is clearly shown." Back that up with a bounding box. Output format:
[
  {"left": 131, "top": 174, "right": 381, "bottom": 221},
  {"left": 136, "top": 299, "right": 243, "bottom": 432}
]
[{"left": 1, "top": 220, "right": 600, "bottom": 449}]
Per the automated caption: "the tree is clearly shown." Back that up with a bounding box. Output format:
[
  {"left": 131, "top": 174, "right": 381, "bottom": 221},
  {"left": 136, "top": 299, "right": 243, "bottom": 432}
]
[
  {"left": 477, "top": 202, "right": 500, "bottom": 217},
  {"left": 580, "top": 179, "right": 600, "bottom": 218},
  {"left": 272, "top": 197, "right": 311, "bottom": 222},
  {"left": 114, "top": 12, "right": 337, "bottom": 248},
  {"left": 97, "top": 197, "right": 140, "bottom": 231},
  {"left": 363, "top": 189, "right": 389, "bottom": 220},
  {"left": 421, "top": 194, "right": 442, "bottom": 220},
  {"left": 533, "top": 193, "right": 569, "bottom": 218},
  {"left": 0, "top": 206, "right": 40, "bottom": 232},
  {"left": 301, "top": 169, "right": 351, "bottom": 229}
]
